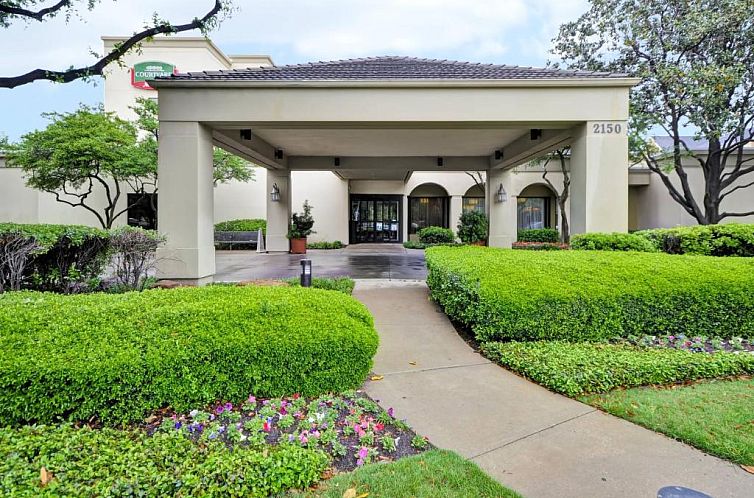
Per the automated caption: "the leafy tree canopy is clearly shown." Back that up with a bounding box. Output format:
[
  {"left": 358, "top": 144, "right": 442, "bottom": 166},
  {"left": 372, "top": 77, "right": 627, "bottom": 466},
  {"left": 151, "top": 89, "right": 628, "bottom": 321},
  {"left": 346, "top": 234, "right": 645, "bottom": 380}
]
[{"left": 552, "top": 0, "right": 754, "bottom": 223}]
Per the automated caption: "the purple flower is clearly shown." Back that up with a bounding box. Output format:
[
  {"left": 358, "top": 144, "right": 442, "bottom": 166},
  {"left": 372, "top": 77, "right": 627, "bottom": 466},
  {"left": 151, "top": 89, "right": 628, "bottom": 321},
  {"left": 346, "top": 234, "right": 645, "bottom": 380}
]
[
  {"left": 280, "top": 405, "right": 288, "bottom": 415},
  {"left": 288, "top": 434, "right": 295, "bottom": 442},
  {"left": 224, "top": 402, "right": 233, "bottom": 411},
  {"left": 174, "top": 421, "right": 182, "bottom": 430},
  {"left": 356, "top": 446, "right": 369, "bottom": 466},
  {"left": 208, "top": 432, "right": 217, "bottom": 440},
  {"left": 215, "top": 406, "right": 225, "bottom": 415},
  {"left": 217, "top": 426, "right": 226, "bottom": 434},
  {"left": 387, "top": 407, "right": 394, "bottom": 418},
  {"left": 247, "top": 395, "right": 257, "bottom": 404}
]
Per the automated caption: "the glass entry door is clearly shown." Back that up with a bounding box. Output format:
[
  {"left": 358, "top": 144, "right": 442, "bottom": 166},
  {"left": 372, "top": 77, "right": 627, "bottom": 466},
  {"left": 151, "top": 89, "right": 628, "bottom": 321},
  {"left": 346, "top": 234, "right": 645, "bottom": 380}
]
[{"left": 350, "top": 195, "right": 402, "bottom": 244}]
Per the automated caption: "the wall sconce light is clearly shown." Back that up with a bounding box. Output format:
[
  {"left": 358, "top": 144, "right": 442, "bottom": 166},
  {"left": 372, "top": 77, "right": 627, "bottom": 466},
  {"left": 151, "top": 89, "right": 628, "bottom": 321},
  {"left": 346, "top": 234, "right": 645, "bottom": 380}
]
[
  {"left": 270, "top": 183, "right": 281, "bottom": 202},
  {"left": 334, "top": 157, "right": 341, "bottom": 167},
  {"left": 530, "top": 129, "right": 543, "bottom": 140},
  {"left": 494, "top": 150, "right": 504, "bottom": 161},
  {"left": 496, "top": 183, "right": 508, "bottom": 203},
  {"left": 274, "top": 149, "right": 284, "bottom": 160},
  {"left": 240, "top": 129, "right": 252, "bottom": 141},
  {"left": 437, "top": 157, "right": 444, "bottom": 167}
]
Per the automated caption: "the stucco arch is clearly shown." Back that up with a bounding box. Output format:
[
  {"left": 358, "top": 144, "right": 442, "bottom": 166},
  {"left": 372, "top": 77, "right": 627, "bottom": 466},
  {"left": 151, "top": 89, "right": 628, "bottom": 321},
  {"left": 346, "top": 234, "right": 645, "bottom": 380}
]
[{"left": 409, "top": 182, "right": 449, "bottom": 197}]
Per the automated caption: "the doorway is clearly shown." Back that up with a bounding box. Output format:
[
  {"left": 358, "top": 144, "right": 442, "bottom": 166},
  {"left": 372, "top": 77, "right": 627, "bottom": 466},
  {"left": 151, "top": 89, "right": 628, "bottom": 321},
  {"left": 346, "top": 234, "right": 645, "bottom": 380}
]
[{"left": 349, "top": 195, "right": 403, "bottom": 244}]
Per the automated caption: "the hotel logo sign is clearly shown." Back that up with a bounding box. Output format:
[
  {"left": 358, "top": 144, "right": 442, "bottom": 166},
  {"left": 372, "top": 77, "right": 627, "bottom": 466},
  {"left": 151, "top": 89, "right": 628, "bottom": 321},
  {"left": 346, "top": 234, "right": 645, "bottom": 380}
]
[{"left": 130, "top": 61, "right": 176, "bottom": 90}]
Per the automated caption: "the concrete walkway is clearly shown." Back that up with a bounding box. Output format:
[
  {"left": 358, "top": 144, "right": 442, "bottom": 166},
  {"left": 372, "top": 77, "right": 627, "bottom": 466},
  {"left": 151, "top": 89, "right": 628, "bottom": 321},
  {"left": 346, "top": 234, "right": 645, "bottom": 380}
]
[{"left": 355, "top": 280, "right": 754, "bottom": 498}]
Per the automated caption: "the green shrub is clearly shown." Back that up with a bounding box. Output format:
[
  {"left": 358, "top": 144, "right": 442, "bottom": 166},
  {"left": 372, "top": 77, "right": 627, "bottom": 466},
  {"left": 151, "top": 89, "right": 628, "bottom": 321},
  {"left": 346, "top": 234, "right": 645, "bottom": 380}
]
[
  {"left": 0, "top": 285, "right": 378, "bottom": 426},
  {"left": 214, "top": 218, "right": 267, "bottom": 233},
  {"left": 481, "top": 341, "right": 754, "bottom": 396},
  {"left": 517, "top": 228, "right": 559, "bottom": 243},
  {"left": 418, "top": 226, "right": 455, "bottom": 244},
  {"left": 425, "top": 246, "right": 754, "bottom": 342},
  {"left": 571, "top": 232, "right": 656, "bottom": 252},
  {"left": 286, "top": 276, "right": 355, "bottom": 295},
  {"left": 636, "top": 224, "right": 754, "bottom": 256},
  {"left": 307, "top": 241, "right": 344, "bottom": 249},
  {"left": 0, "top": 424, "right": 328, "bottom": 497},
  {"left": 0, "top": 223, "right": 110, "bottom": 293},
  {"left": 457, "top": 211, "right": 488, "bottom": 244}
]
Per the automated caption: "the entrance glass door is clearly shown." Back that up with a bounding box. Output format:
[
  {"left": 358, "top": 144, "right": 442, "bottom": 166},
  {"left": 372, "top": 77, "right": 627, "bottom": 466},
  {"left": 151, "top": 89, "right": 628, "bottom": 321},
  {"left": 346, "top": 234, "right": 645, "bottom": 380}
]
[{"left": 350, "top": 196, "right": 402, "bottom": 243}]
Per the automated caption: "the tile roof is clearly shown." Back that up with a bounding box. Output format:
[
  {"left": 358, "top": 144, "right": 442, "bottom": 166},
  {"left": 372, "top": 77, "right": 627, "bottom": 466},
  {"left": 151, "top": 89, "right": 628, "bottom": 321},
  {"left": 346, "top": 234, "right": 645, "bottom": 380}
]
[{"left": 162, "top": 56, "right": 629, "bottom": 82}]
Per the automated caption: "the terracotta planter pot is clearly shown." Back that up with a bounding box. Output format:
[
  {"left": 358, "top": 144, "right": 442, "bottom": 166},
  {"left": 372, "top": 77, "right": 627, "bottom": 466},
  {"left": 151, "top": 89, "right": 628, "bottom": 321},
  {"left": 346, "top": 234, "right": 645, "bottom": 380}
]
[{"left": 290, "top": 237, "right": 307, "bottom": 254}]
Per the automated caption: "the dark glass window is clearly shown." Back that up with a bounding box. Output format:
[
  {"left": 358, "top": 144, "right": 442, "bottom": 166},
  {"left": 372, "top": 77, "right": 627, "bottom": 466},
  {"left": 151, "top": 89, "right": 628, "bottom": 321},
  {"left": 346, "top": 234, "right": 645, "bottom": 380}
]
[
  {"left": 127, "top": 193, "right": 158, "bottom": 230},
  {"left": 409, "top": 197, "right": 448, "bottom": 235},
  {"left": 517, "top": 197, "right": 550, "bottom": 230},
  {"left": 462, "top": 196, "right": 485, "bottom": 213}
]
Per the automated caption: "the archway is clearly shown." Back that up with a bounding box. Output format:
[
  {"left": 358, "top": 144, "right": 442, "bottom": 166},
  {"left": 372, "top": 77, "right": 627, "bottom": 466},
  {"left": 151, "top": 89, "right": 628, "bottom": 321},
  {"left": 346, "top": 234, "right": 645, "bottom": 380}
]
[
  {"left": 408, "top": 183, "right": 450, "bottom": 241},
  {"left": 517, "top": 183, "right": 557, "bottom": 231},
  {"left": 462, "top": 184, "right": 486, "bottom": 214}
]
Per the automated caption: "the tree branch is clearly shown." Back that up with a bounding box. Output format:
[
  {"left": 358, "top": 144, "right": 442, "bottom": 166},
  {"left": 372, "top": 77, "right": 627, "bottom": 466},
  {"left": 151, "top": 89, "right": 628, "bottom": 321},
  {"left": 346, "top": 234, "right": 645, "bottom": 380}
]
[
  {"left": 0, "top": 0, "right": 224, "bottom": 88},
  {"left": 0, "top": 0, "right": 72, "bottom": 22}
]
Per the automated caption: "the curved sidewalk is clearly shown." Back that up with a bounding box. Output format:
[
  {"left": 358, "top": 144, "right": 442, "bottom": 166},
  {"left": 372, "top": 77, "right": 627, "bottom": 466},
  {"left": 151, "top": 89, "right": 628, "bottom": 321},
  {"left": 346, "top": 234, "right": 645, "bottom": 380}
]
[{"left": 355, "top": 280, "right": 754, "bottom": 498}]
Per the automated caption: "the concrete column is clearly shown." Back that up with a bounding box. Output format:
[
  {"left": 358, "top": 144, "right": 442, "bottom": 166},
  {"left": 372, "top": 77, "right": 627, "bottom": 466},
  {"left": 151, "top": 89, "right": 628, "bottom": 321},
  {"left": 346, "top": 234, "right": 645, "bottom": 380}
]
[
  {"left": 449, "top": 195, "right": 463, "bottom": 238},
  {"left": 156, "top": 121, "right": 215, "bottom": 284},
  {"left": 266, "top": 168, "right": 291, "bottom": 252},
  {"left": 569, "top": 121, "right": 629, "bottom": 233},
  {"left": 402, "top": 195, "right": 409, "bottom": 243},
  {"left": 487, "top": 168, "right": 517, "bottom": 248}
]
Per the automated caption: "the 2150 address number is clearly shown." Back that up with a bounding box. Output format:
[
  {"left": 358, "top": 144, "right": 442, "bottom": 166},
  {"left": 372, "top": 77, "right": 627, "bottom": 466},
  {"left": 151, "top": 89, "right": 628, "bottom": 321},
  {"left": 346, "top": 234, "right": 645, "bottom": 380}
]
[{"left": 592, "top": 123, "right": 623, "bottom": 134}]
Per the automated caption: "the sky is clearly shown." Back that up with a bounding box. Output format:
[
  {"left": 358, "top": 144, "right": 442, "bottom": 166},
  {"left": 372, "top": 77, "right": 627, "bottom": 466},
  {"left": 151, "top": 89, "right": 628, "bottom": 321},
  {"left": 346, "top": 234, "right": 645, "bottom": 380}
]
[{"left": 0, "top": 0, "right": 589, "bottom": 141}]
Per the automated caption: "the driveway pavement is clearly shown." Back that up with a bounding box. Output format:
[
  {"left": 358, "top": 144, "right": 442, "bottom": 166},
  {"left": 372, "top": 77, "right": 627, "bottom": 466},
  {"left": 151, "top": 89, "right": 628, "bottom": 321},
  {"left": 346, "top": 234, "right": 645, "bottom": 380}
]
[
  {"left": 214, "top": 244, "right": 427, "bottom": 281},
  {"left": 355, "top": 280, "right": 754, "bottom": 498}
]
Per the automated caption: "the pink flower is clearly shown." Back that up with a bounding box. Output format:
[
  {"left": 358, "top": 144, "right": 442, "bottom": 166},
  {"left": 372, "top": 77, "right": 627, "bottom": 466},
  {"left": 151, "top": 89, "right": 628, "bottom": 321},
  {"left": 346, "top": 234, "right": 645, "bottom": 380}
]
[
  {"left": 299, "top": 432, "right": 309, "bottom": 444},
  {"left": 356, "top": 446, "right": 369, "bottom": 466},
  {"left": 280, "top": 405, "right": 288, "bottom": 415},
  {"left": 263, "top": 419, "right": 272, "bottom": 432},
  {"left": 215, "top": 406, "right": 224, "bottom": 415},
  {"left": 247, "top": 395, "right": 256, "bottom": 404},
  {"left": 374, "top": 422, "right": 384, "bottom": 432}
]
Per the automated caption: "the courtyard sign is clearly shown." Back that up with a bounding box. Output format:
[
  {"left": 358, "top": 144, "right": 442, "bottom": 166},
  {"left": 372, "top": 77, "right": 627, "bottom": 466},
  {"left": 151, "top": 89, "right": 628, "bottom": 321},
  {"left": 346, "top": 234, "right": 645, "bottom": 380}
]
[{"left": 131, "top": 61, "right": 176, "bottom": 90}]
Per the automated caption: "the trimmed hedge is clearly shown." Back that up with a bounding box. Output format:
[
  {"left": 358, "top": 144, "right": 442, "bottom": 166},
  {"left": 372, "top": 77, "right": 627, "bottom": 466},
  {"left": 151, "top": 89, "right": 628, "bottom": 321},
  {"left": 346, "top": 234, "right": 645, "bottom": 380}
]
[
  {"left": 517, "top": 228, "right": 559, "bottom": 243},
  {"left": 0, "top": 424, "right": 328, "bottom": 497},
  {"left": 0, "top": 223, "right": 111, "bottom": 293},
  {"left": 425, "top": 246, "right": 754, "bottom": 342},
  {"left": 0, "top": 285, "right": 378, "bottom": 426},
  {"left": 286, "top": 276, "right": 355, "bottom": 295},
  {"left": 571, "top": 232, "right": 656, "bottom": 252},
  {"left": 307, "top": 240, "right": 344, "bottom": 249},
  {"left": 636, "top": 224, "right": 754, "bottom": 256},
  {"left": 481, "top": 341, "right": 754, "bottom": 396},
  {"left": 214, "top": 218, "right": 267, "bottom": 233},
  {"left": 418, "top": 226, "right": 455, "bottom": 244}
]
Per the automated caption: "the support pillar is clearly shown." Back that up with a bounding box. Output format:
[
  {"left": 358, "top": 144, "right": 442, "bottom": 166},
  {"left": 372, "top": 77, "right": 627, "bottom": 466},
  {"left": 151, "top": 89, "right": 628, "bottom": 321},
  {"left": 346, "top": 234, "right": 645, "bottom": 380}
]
[
  {"left": 266, "top": 168, "right": 291, "bottom": 252},
  {"left": 486, "top": 168, "right": 517, "bottom": 248},
  {"left": 569, "top": 122, "right": 629, "bottom": 233},
  {"left": 449, "top": 195, "right": 463, "bottom": 239},
  {"left": 156, "top": 121, "right": 215, "bottom": 284}
]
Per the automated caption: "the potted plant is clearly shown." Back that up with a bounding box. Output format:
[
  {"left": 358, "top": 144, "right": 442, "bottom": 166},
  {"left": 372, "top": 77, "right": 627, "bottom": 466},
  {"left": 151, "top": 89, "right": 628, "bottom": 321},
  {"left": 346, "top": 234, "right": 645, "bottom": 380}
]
[
  {"left": 457, "top": 210, "right": 488, "bottom": 246},
  {"left": 287, "top": 200, "right": 315, "bottom": 254}
]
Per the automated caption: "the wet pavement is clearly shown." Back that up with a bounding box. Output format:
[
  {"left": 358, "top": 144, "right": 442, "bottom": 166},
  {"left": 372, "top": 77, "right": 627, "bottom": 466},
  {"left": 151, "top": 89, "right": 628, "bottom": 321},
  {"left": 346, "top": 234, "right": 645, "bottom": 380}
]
[{"left": 214, "top": 244, "right": 427, "bottom": 281}]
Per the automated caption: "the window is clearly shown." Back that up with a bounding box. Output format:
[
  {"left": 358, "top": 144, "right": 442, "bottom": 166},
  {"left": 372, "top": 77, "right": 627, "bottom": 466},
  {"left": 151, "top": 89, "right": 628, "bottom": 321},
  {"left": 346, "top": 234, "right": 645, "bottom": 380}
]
[
  {"left": 517, "top": 197, "right": 550, "bottom": 230},
  {"left": 127, "top": 193, "right": 158, "bottom": 230},
  {"left": 409, "top": 196, "right": 449, "bottom": 235},
  {"left": 462, "top": 196, "right": 485, "bottom": 213}
]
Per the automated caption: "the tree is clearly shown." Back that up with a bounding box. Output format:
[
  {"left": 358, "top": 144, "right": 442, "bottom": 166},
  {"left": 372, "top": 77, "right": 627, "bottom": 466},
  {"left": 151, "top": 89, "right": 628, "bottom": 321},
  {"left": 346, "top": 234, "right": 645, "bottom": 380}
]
[
  {"left": 536, "top": 148, "right": 571, "bottom": 243},
  {"left": 0, "top": 1, "right": 232, "bottom": 88},
  {"left": 7, "top": 106, "right": 146, "bottom": 228},
  {"left": 552, "top": 0, "right": 754, "bottom": 224}
]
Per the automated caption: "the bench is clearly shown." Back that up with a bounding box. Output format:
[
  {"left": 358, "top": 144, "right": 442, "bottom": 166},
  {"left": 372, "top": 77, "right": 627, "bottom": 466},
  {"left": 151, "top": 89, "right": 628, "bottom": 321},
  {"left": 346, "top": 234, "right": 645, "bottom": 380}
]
[{"left": 214, "top": 230, "right": 260, "bottom": 250}]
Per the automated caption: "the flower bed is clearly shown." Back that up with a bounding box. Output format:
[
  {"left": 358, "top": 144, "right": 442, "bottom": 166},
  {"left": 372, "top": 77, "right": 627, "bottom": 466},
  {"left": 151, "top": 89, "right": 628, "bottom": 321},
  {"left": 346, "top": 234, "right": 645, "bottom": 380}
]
[
  {"left": 481, "top": 341, "right": 754, "bottom": 396},
  {"left": 0, "top": 285, "right": 378, "bottom": 426},
  {"left": 148, "top": 391, "right": 428, "bottom": 473},
  {"left": 512, "top": 241, "right": 569, "bottom": 250},
  {"left": 622, "top": 334, "right": 753, "bottom": 353},
  {"left": 425, "top": 246, "right": 754, "bottom": 342}
]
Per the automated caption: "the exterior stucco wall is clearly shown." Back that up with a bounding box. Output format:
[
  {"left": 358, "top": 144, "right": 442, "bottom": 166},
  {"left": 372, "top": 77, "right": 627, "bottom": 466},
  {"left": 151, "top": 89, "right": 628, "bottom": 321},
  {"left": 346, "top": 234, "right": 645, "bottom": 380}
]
[
  {"left": 213, "top": 168, "right": 268, "bottom": 223},
  {"left": 291, "top": 171, "right": 349, "bottom": 243}
]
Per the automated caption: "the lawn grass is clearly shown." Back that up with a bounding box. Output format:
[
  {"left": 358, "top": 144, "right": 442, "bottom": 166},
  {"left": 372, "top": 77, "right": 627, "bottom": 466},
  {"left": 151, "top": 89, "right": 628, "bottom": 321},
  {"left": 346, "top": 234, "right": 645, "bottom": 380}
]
[
  {"left": 581, "top": 377, "right": 754, "bottom": 465},
  {"left": 291, "top": 449, "right": 521, "bottom": 498}
]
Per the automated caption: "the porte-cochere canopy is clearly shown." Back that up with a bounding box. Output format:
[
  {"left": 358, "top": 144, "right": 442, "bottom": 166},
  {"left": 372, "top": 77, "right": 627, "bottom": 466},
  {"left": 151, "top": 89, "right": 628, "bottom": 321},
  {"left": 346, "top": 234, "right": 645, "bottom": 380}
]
[{"left": 151, "top": 56, "right": 638, "bottom": 282}]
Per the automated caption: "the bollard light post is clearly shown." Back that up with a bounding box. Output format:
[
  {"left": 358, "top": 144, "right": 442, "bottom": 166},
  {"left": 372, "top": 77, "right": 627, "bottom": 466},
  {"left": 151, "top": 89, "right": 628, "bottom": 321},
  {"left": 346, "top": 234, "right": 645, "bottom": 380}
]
[{"left": 300, "top": 259, "right": 312, "bottom": 287}]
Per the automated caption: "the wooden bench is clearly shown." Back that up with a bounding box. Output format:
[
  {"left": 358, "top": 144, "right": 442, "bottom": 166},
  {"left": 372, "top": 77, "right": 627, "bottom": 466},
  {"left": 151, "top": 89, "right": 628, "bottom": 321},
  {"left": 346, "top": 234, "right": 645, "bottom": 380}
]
[{"left": 214, "top": 230, "right": 260, "bottom": 250}]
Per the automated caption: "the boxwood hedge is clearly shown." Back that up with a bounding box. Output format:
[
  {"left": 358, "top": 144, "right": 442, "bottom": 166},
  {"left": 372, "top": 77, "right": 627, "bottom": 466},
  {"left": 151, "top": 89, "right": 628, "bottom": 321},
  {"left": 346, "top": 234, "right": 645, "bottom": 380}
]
[
  {"left": 0, "top": 424, "right": 328, "bottom": 497},
  {"left": 636, "top": 224, "right": 754, "bottom": 256},
  {"left": 570, "top": 232, "right": 657, "bottom": 252},
  {"left": 0, "top": 285, "right": 378, "bottom": 426},
  {"left": 214, "top": 218, "right": 267, "bottom": 233},
  {"left": 425, "top": 246, "right": 754, "bottom": 342},
  {"left": 481, "top": 341, "right": 754, "bottom": 396}
]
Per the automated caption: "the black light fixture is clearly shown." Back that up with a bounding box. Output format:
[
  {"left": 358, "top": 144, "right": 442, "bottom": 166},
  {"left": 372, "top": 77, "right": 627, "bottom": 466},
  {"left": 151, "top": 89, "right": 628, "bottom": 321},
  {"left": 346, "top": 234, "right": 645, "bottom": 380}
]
[
  {"left": 274, "top": 149, "right": 284, "bottom": 160},
  {"left": 437, "top": 157, "right": 444, "bottom": 167},
  {"left": 270, "top": 183, "right": 281, "bottom": 202},
  {"left": 494, "top": 150, "right": 504, "bottom": 161},
  {"left": 496, "top": 183, "right": 508, "bottom": 203},
  {"left": 240, "top": 129, "right": 252, "bottom": 141},
  {"left": 300, "top": 259, "right": 312, "bottom": 287},
  {"left": 530, "top": 129, "right": 543, "bottom": 140},
  {"left": 334, "top": 157, "right": 341, "bottom": 167}
]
